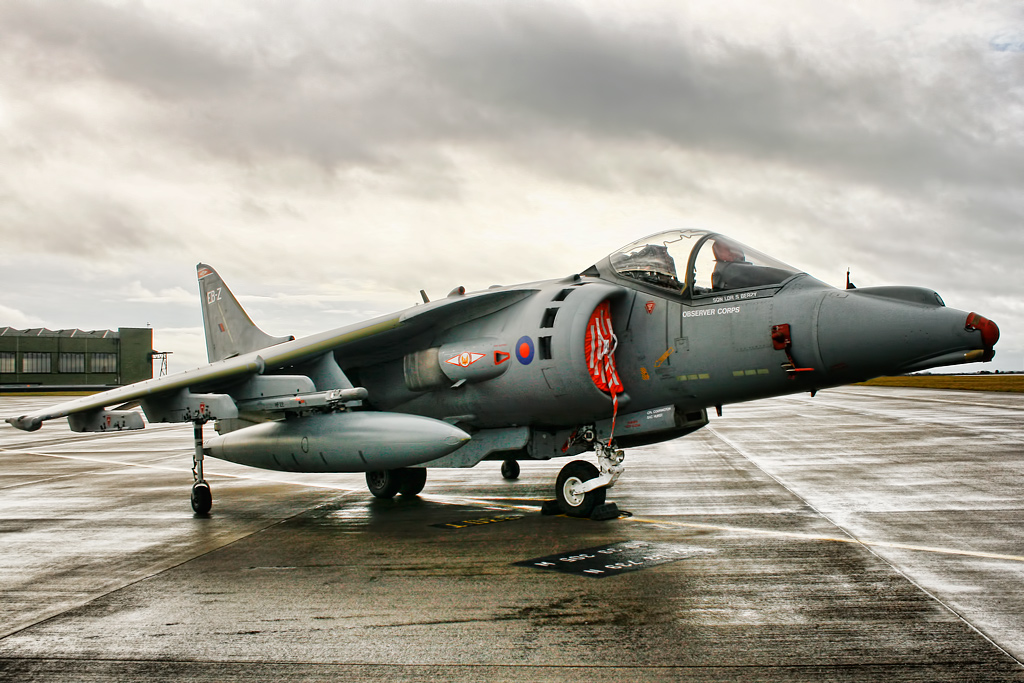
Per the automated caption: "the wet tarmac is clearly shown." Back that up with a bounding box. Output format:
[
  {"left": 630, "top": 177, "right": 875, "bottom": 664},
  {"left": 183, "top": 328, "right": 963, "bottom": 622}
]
[{"left": 1, "top": 386, "right": 1023, "bottom": 681}]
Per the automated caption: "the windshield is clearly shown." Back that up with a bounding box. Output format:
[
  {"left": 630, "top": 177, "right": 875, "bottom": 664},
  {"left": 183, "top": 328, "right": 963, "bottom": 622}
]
[
  {"left": 606, "top": 230, "right": 801, "bottom": 296},
  {"left": 608, "top": 230, "right": 701, "bottom": 292}
]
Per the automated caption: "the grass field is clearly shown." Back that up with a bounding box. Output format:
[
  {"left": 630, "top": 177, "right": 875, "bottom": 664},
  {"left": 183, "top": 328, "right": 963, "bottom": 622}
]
[{"left": 858, "top": 375, "right": 1024, "bottom": 393}]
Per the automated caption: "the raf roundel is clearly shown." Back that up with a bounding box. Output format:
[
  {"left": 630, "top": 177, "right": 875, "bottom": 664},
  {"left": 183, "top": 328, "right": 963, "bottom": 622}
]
[{"left": 515, "top": 336, "right": 535, "bottom": 365}]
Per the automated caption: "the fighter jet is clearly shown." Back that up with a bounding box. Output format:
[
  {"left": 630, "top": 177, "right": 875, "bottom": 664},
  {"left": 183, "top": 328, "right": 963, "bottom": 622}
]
[{"left": 6, "top": 230, "right": 1000, "bottom": 518}]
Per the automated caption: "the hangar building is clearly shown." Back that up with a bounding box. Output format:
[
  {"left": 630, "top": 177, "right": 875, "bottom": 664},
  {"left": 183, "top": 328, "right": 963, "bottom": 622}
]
[{"left": 0, "top": 327, "right": 153, "bottom": 392}]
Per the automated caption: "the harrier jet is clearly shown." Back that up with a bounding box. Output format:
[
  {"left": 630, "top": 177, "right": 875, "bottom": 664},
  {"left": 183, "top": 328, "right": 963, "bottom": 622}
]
[{"left": 7, "top": 230, "right": 999, "bottom": 518}]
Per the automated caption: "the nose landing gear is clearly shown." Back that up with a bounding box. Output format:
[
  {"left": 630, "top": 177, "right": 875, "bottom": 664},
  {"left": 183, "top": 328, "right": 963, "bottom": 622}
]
[
  {"left": 555, "top": 460, "right": 606, "bottom": 517},
  {"left": 551, "top": 437, "right": 625, "bottom": 520}
]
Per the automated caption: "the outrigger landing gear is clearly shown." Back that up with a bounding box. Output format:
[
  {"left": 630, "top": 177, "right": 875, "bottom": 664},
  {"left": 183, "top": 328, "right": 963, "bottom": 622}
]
[
  {"left": 191, "top": 420, "right": 212, "bottom": 515},
  {"left": 553, "top": 439, "right": 625, "bottom": 519}
]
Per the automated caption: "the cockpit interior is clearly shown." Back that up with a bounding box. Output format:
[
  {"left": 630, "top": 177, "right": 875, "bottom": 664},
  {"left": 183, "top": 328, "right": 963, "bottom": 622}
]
[{"left": 603, "top": 230, "right": 802, "bottom": 298}]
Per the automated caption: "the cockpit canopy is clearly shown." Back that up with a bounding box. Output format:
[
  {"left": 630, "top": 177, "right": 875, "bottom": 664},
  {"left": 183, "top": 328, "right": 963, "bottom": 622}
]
[{"left": 603, "top": 230, "right": 802, "bottom": 297}]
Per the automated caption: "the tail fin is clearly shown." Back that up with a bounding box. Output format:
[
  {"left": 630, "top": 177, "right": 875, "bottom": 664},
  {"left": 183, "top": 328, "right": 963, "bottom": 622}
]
[{"left": 197, "top": 264, "right": 294, "bottom": 362}]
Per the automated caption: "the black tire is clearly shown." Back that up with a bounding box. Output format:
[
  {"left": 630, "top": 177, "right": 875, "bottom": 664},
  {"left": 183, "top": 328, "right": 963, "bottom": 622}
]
[
  {"left": 555, "top": 460, "right": 606, "bottom": 517},
  {"left": 366, "top": 470, "right": 403, "bottom": 499},
  {"left": 399, "top": 468, "right": 427, "bottom": 496},
  {"left": 191, "top": 482, "right": 212, "bottom": 515},
  {"left": 500, "top": 459, "right": 521, "bottom": 480}
]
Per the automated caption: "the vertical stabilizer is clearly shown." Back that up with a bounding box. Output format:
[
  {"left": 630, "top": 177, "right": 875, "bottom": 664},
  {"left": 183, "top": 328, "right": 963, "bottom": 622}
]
[{"left": 197, "top": 264, "right": 294, "bottom": 362}]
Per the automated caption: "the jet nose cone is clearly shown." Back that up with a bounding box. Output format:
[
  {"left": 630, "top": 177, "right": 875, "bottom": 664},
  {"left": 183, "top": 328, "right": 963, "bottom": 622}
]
[
  {"left": 815, "top": 289, "right": 999, "bottom": 379},
  {"left": 966, "top": 312, "right": 999, "bottom": 361}
]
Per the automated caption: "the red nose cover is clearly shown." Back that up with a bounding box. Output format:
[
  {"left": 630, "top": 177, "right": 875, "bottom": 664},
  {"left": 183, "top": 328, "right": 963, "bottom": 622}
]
[
  {"left": 585, "top": 301, "right": 624, "bottom": 395},
  {"left": 966, "top": 313, "right": 1000, "bottom": 361}
]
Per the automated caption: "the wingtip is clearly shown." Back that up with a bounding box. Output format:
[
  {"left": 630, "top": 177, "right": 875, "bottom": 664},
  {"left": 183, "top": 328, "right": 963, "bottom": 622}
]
[{"left": 6, "top": 416, "right": 42, "bottom": 432}]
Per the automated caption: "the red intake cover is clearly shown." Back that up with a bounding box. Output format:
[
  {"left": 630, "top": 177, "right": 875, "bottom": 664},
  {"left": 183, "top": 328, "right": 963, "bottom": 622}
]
[{"left": 585, "top": 301, "right": 624, "bottom": 395}]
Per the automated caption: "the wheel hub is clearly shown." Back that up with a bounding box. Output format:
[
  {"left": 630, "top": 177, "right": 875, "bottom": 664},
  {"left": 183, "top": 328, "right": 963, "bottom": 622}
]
[
  {"left": 367, "top": 471, "right": 387, "bottom": 489},
  {"left": 562, "top": 477, "right": 586, "bottom": 507}
]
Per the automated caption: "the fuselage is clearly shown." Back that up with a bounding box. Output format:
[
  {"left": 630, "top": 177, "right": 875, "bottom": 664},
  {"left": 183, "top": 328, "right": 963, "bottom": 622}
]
[{"left": 348, "top": 261, "right": 995, "bottom": 441}]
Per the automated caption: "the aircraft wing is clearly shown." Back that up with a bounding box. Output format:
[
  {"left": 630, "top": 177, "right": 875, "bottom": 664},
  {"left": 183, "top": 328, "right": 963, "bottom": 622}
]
[
  {"left": 6, "top": 286, "right": 536, "bottom": 433},
  {"left": 6, "top": 353, "right": 266, "bottom": 431}
]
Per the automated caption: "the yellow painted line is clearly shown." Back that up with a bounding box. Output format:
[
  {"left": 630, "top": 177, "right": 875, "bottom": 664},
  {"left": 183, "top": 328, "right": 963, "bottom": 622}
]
[
  {"left": 419, "top": 493, "right": 538, "bottom": 511},
  {"left": 625, "top": 516, "right": 1024, "bottom": 564}
]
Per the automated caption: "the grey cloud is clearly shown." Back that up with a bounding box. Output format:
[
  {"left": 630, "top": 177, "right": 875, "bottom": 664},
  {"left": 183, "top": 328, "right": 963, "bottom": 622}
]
[
  {"left": 0, "top": 1, "right": 247, "bottom": 95},
  {"left": 411, "top": 4, "right": 1023, "bottom": 193},
  {"left": 1, "top": 0, "right": 1021, "bottom": 369},
  {"left": 5, "top": 0, "right": 1020, "bottom": 198},
  {"left": 0, "top": 189, "right": 172, "bottom": 259}
]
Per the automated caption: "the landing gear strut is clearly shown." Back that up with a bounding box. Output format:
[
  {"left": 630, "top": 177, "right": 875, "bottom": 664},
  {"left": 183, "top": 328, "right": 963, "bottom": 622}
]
[{"left": 191, "top": 420, "right": 212, "bottom": 515}]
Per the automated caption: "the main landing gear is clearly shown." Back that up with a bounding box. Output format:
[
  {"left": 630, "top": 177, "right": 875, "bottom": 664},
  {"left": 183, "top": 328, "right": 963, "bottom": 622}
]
[
  {"left": 551, "top": 439, "right": 626, "bottom": 520},
  {"left": 191, "top": 420, "right": 212, "bottom": 515},
  {"left": 362, "top": 439, "right": 626, "bottom": 520},
  {"left": 500, "top": 459, "right": 520, "bottom": 480},
  {"left": 365, "top": 468, "right": 428, "bottom": 499}
]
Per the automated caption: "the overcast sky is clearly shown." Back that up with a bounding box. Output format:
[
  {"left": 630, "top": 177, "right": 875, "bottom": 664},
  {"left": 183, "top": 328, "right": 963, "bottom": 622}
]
[{"left": 1, "top": 0, "right": 1021, "bottom": 374}]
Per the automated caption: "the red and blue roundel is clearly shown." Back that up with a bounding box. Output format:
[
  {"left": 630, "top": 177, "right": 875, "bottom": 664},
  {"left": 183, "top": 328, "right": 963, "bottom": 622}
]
[{"left": 515, "top": 336, "right": 534, "bottom": 365}]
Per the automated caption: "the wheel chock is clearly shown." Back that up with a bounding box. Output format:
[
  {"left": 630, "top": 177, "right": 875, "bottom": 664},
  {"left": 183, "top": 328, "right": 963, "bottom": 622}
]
[
  {"left": 589, "top": 502, "right": 622, "bottom": 521},
  {"left": 540, "top": 499, "right": 561, "bottom": 515}
]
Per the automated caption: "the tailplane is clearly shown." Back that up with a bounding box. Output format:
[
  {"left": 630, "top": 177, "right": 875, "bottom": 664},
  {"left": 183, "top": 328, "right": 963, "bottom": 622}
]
[{"left": 197, "top": 264, "right": 294, "bottom": 362}]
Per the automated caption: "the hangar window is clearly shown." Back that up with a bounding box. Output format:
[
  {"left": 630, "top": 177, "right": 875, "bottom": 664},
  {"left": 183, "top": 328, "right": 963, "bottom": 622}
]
[
  {"left": 22, "top": 352, "right": 51, "bottom": 374},
  {"left": 0, "top": 352, "right": 14, "bottom": 373},
  {"left": 91, "top": 353, "right": 117, "bottom": 373},
  {"left": 59, "top": 353, "right": 86, "bottom": 373}
]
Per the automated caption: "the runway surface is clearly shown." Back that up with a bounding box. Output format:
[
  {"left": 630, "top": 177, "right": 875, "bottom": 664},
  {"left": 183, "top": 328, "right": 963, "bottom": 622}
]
[{"left": 1, "top": 386, "right": 1023, "bottom": 681}]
